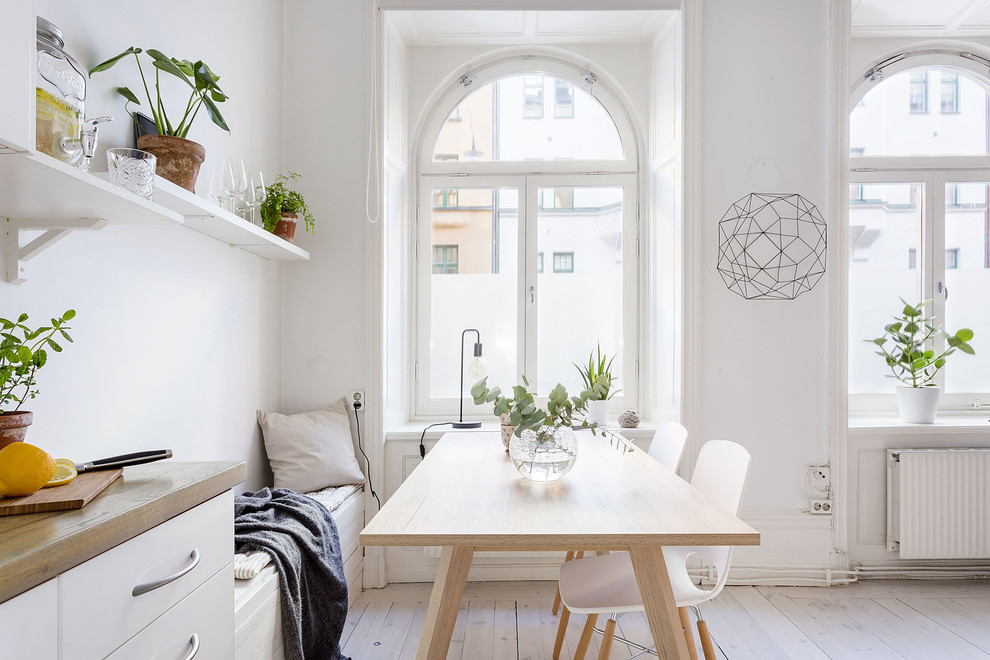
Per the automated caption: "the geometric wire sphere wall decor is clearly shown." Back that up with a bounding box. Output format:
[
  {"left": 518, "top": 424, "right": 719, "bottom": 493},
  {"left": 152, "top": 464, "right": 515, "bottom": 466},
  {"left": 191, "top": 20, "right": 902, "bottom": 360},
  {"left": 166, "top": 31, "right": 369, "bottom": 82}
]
[{"left": 716, "top": 192, "right": 828, "bottom": 300}]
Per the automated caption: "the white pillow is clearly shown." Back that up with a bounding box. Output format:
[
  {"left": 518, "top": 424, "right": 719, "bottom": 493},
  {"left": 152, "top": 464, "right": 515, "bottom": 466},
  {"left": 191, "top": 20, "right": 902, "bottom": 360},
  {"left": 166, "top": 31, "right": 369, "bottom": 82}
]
[{"left": 257, "top": 398, "right": 365, "bottom": 492}]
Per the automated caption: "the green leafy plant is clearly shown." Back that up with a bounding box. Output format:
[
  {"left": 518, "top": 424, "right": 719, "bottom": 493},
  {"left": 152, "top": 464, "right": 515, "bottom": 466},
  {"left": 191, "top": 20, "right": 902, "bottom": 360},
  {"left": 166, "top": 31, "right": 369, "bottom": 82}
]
[
  {"left": 574, "top": 345, "right": 619, "bottom": 401},
  {"left": 0, "top": 311, "right": 75, "bottom": 413},
  {"left": 868, "top": 299, "right": 974, "bottom": 388},
  {"left": 89, "top": 47, "right": 229, "bottom": 138},
  {"left": 260, "top": 172, "right": 316, "bottom": 234},
  {"left": 472, "top": 376, "right": 632, "bottom": 453}
]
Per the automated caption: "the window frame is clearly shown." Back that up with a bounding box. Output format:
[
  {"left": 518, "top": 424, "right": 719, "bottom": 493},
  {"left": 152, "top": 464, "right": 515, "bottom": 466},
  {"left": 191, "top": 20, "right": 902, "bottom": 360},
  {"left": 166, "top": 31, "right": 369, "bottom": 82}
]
[
  {"left": 415, "top": 172, "right": 638, "bottom": 418},
  {"left": 849, "top": 160, "right": 990, "bottom": 412},
  {"left": 412, "top": 58, "right": 642, "bottom": 421},
  {"left": 552, "top": 251, "right": 575, "bottom": 273}
]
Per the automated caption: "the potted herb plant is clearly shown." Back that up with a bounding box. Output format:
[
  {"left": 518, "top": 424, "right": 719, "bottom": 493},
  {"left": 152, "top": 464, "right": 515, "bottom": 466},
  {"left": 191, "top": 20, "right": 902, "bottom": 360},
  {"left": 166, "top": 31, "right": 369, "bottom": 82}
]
[
  {"left": 574, "top": 345, "right": 619, "bottom": 427},
  {"left": 0, "top": 310, "right": 75, "bottom": 449},
  {"left": 260, "top": 172, "right": 316, "bottom": 243},
  {"left": 472, "top": 376, "right": 630, "bottom": 482},
  {"left": 868, "top": 299, "right": 974, "bottom": 423},
  {"left": 89, "top": 47, "right": 229, "bottom": 191}
]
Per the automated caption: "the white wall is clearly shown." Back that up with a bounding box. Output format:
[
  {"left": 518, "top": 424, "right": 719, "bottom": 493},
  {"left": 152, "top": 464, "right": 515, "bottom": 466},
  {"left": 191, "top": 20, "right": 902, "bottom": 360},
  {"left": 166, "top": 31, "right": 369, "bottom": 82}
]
[
  {"left": 697, "top": 0, "right": 831, "bottom": 513},
  {"left": 3, "top": 0, "right": 287, "bottom": 489},
  {"left": 280, "top": 0, "right": 372, "bottom": 420}
]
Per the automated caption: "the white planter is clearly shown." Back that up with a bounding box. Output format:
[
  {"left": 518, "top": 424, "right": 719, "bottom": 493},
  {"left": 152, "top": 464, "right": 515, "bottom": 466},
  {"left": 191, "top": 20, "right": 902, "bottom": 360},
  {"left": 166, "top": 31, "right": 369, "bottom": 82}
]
[
  {"left": 584, "top": 399, "right": 610, "bottom": 427},
  {"left": 896, "top": 386, "right": 941, "bottom": 424}
]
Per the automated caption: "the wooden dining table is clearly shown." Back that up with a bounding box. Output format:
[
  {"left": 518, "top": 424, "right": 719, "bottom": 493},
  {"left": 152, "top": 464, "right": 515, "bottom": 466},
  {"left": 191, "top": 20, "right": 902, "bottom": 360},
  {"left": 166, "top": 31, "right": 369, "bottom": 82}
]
[{"left": 359, "top": 431, "right": 760, "bottom": 660}]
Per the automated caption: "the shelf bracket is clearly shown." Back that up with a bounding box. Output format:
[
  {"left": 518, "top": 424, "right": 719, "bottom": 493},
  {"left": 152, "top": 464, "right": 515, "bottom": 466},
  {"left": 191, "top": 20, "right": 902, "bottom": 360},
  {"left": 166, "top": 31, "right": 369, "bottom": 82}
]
[{"left": 2, "top": 217, "right": 108, "bottom": 285}]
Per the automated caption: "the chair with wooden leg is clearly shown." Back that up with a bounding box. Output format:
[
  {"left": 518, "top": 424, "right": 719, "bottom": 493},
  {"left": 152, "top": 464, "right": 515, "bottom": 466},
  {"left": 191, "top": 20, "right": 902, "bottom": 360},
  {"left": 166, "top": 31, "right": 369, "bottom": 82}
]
[
  {"left": 552, "top": 423, "right": 689, "bottom": 628},
  {"left": 553, "top": 440, "right": 751, "bottom": 660}
]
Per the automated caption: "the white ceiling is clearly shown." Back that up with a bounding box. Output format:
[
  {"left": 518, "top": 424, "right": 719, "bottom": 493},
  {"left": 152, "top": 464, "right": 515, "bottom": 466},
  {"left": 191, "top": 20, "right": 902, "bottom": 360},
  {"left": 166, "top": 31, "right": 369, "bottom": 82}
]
[
  {"left": 387, "top": 10, "right": 674, "bottom": 45},
  {"left": 853, "top": 0, "right": 990, "bottom": 37}
]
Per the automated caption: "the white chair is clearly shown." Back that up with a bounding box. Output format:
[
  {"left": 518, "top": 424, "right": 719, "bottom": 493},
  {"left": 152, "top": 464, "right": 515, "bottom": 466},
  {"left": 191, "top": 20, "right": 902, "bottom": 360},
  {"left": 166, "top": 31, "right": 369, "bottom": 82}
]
[
  {"left": 551, "top": 422, "right": 689, "bottom": 623},
  {"left": 647, "top": 421, "right": 689, "bottom": 473},
  {"left": 553, "top": 440, "right": 751, "bottom": 660}
]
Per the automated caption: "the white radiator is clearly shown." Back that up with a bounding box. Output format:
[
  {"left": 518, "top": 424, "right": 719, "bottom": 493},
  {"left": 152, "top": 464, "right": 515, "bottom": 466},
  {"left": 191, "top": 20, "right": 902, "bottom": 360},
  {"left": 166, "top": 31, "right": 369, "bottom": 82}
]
[{"left": 887, "top": 448, "right": 990, "bottom": 559}]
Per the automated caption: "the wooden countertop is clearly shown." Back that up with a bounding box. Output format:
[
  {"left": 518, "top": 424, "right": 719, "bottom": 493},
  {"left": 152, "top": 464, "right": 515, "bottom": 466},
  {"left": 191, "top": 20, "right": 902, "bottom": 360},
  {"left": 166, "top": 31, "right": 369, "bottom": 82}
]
[{"left": 0, "top": 461, "right": 245, "bottom": 603}]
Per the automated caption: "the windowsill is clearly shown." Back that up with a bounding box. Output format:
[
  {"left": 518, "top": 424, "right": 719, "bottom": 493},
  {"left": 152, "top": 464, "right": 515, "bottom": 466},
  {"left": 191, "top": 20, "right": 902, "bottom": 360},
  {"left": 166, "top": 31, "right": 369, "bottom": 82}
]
[
  {"left": 849, "top": 414, "right": 990, "bottom": 434},
  {"left": 384, "top": 420, "right": 658, "bottom": 443}
]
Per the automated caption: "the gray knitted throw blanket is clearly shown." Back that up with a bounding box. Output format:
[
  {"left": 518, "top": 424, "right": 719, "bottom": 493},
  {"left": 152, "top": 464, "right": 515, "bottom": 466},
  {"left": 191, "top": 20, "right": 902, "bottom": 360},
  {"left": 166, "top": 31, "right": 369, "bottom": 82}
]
[{"left": 235, "top": 488, "right": 351, "bottom": 660}]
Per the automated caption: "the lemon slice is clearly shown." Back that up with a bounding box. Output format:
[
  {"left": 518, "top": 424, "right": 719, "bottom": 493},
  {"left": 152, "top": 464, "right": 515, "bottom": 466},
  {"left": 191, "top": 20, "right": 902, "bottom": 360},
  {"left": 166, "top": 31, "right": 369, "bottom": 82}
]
[{"left": 44, "top": 459, "right": 77, "bottom": 488}]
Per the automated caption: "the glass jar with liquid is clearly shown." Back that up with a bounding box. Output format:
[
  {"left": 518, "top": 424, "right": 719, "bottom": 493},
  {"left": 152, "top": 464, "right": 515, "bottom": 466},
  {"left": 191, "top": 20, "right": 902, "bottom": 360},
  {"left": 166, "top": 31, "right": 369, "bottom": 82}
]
[{"left": 36, "top": 17, "right": 86, "bottom": 164}]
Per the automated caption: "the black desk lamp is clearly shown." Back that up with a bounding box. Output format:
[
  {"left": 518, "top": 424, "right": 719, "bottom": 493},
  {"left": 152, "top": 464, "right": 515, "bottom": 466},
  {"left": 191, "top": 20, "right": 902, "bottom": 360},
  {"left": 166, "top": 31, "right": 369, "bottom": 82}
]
[{"left": 453, "top": 328, "right": 486, "bottom": 429}]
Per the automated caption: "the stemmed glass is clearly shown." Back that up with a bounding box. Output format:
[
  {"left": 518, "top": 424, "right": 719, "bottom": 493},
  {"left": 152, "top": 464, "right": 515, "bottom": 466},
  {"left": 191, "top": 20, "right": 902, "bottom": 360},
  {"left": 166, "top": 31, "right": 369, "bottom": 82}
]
[
  {"left": 221, "top": 158, "right": 247, "bottom": 215},
  {"left": 208, "top": 164, "right": 226, "bottom": 208},
  {"left": 244, "top": 171, "right": 266, "bottom": 227}
]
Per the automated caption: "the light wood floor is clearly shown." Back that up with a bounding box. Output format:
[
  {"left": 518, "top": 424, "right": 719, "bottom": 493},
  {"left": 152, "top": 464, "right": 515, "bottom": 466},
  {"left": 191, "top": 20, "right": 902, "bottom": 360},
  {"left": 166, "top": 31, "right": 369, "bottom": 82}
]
[{"left": 341, "top": 580, "right": 990, "bottom": 659}]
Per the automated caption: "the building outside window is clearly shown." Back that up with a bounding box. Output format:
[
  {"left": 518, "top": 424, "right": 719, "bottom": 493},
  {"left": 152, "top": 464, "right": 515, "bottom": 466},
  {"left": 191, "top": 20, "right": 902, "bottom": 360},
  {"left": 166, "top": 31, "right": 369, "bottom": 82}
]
[
  {"left": 909, "top": 71, "right": 929, "bottom": 113},
  {"left": 540, "top": 187, "right": 574, "bottom": 209},
  {"left": 432, "top": 245, "right": 459, "bottom": 274},
  {"left": 554, "top": 80, "right": 574, "bottom": 118},
  {"left": 432, "top": 189, "right": 459, "bottom": 208},
  {"left": 553, "top": 251, "right": 575, "bottom": 273},
  {"left": 523, "top": 75, "right": 544, "bottom": 118},
  {"left": 941, "top": 72, "right": 960, "bottom": 113}
]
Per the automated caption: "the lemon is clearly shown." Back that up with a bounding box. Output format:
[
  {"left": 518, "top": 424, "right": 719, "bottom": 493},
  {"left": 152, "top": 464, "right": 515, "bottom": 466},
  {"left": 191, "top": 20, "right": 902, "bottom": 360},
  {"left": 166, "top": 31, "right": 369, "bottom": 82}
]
[
  {"left": 0, "top": 443, "right": 58, "bottom": 497},
  {"left": 44, "top": 459, "right": 77, "bottom": 488}
]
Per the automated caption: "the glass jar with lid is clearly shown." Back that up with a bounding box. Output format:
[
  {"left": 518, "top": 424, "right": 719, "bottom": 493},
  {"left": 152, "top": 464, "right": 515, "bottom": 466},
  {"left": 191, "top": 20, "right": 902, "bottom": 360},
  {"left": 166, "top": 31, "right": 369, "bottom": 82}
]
[{"left": 36, "top": 17, "right": 86, "bottom": 164}]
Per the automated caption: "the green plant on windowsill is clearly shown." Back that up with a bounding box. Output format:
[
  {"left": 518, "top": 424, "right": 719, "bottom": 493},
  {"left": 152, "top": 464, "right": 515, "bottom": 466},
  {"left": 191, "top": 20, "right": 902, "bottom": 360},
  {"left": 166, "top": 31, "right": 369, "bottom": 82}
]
[
  {"left": 867, "top": 298, "right": 974, "bottom": 387},
  {"left": 574, "top": 344, "right": 620, "bottom": 401},
  {"left": 471, "top": 375, "right": 632, "bottom": 453},
  {"left": 260, "top": 172, "right": 316, "bottom": 234}
]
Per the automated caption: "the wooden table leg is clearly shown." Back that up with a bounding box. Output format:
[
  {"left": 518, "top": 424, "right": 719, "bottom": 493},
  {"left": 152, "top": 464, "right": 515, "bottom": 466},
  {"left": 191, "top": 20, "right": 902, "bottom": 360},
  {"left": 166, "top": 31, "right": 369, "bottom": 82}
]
[
  {"left": 628, "top": 546, "right": 691, "bottom": 660},
  {"left": 416, "top": 546, "right": 473, "bottom": 660}
]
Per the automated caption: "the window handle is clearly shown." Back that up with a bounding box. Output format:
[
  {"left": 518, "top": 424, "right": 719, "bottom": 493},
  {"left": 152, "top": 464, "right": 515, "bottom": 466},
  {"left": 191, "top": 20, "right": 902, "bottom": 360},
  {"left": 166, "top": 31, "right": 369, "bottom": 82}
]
[
  {"left": 529, "top": 286, "right": 535, "bottom": 305},
  {"left": 938, "top": 281, "right": 949, "bottom": 300}
]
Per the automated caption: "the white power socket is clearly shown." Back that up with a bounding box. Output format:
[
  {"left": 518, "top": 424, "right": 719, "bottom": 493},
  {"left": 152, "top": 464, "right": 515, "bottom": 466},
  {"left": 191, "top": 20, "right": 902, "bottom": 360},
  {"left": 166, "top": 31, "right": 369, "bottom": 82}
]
[{"left": 350, "top": 390, "right": 366, "bottom": 409}]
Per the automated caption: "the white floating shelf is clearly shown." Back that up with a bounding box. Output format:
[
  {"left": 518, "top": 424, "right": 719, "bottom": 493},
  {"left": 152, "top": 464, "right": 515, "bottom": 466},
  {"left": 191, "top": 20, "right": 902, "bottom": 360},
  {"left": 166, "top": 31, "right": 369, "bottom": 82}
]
[
  {"left": 151, "top": 177, "right": 309, "bottom": 261},
  {"left": 0, "top": 152, "right": 182, "bottom": 226}
]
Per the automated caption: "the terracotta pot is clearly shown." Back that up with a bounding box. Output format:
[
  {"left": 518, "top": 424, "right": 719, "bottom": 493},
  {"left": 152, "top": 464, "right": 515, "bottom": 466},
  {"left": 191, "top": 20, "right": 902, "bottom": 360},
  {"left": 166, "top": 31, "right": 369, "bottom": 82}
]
[
  {"left": 274, "top": 212, "right": 298, "bottom": 242},
  {"left": 0, "top": 411, "right": 33, "bottom": 450},
  {"left": 136, "top": 134, "right": 206, "bottom": 192}
]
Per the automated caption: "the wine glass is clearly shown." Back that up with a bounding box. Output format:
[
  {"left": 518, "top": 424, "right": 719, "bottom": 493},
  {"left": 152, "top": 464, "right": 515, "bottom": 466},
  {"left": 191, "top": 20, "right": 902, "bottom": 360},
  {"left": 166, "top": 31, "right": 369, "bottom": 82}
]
[
  {"left": 244, "top": 171, "right": 266, "bottom": 227},
  {"left": 207, "top": 164, "right": 226, "bottom": 208},
  {"left": 221, "top": 158, "right": 247, "bottom": 214}
]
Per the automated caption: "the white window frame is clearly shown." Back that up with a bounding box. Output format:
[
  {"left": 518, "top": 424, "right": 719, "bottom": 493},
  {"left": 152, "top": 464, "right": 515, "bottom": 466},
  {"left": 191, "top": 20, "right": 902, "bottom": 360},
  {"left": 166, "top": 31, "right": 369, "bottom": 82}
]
[
  {"left": 849, "top": 157, "right": 990, "bottom": 412},
  {"left": 415, "top": 173, "right": 638, "bottom": 418},
  {"left": 412, "top": 57, "right": 641, "bottom": 421}
]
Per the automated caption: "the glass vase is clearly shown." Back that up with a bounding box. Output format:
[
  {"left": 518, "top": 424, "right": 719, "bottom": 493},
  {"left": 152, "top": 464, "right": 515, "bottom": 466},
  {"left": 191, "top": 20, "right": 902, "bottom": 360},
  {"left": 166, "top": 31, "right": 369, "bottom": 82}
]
[{"left": 509, "top": 425, "right": 578, "bottom": 482}]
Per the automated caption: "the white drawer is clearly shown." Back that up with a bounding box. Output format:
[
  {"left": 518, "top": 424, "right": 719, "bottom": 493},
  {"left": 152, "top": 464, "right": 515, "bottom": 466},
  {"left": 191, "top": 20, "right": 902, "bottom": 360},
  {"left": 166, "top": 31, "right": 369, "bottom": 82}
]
[
  {"left": 59, "top": 492, "right": 233, "bottom": 660},
  {"left": 106, "top": 564, "right": 233, "bottom": 660},
  {"left": 0, "top": 579, "right": 58, "bottom": 660}
]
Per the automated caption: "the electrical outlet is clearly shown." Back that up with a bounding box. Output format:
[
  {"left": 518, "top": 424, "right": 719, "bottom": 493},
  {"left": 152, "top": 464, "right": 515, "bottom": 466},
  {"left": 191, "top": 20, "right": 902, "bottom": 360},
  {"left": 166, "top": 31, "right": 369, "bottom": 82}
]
[
  {"left": 350, "top": 390, "right": 366, "bottom": 408},
  {"left": 810, "top": 499, "right": 832, "bottom": 514}
]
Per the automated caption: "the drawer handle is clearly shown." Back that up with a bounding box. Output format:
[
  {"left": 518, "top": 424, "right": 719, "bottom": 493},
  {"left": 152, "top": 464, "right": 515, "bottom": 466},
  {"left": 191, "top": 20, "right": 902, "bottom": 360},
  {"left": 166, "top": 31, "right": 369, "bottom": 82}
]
[
  {"left": 131, "top": 549, "right": 201, "bottom": 597},
  {"left": 181, "top": 633, "right": 200, "bottom": 660}
]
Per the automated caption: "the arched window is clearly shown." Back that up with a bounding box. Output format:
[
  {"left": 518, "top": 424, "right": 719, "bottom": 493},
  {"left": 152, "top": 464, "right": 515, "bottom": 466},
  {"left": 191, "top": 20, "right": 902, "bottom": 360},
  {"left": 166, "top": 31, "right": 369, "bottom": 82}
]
[
  {"left": 849, "top": 62, "right": 990, "bottom": 406},
  {"left": 414, "top": 60, "right": 639, "bottom": 418}
]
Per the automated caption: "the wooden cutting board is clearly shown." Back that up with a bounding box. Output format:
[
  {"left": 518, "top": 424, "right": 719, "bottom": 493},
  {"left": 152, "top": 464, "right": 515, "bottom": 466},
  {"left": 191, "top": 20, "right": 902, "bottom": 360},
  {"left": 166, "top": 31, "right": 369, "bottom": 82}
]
[{"left": 0, "top": 469, "right": 123, "bottom": 516}]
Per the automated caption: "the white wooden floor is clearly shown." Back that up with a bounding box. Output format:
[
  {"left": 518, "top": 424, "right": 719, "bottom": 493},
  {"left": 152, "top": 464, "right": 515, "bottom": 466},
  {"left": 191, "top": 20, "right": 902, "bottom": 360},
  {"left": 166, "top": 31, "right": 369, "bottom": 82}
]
[{"left": 341, "top": 580, "right": 990, "bottom": 659}]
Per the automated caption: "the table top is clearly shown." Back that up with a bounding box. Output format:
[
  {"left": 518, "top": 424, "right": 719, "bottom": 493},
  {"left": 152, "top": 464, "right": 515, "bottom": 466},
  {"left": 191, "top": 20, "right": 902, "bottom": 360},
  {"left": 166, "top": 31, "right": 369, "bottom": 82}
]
[
  {"left": 0, "top": 461, "right": 245, "bottom": 603},
  {"left": 360, "top": 432, "right": 760, "bottom": 550}
]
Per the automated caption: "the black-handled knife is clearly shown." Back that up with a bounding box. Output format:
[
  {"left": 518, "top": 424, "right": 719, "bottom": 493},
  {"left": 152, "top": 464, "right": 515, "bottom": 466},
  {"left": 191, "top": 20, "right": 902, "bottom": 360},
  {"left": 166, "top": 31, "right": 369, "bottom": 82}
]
[{"left": 75, "top": 449, "right": 173, "bottom": 473}]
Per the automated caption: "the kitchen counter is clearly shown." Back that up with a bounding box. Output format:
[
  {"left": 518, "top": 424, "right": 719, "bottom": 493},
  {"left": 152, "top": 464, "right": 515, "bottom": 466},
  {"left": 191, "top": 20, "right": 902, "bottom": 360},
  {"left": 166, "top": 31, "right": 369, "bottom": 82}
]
[{"left": 0, "top": 461, "right": 245, "bottom": 604}]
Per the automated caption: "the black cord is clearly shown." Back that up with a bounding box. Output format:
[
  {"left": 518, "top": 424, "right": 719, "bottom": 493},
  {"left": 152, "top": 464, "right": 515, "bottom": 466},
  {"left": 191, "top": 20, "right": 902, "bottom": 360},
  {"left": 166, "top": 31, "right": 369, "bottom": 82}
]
[
  {"left": 419, "top": 422, "right": 452, "bottom": 458},
  {"left": 352, "top": 401, "right": 382, "bottom": 510}
]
